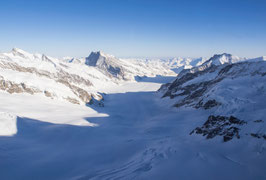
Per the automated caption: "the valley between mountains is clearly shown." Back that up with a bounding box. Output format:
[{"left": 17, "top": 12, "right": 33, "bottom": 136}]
[{"left": 0, "top": 48, "right": 266, "bottom": 180}]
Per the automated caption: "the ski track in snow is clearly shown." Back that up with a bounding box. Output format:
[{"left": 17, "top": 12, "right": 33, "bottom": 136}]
[{"left": 0, "top": 79, "right": 266, "bottom": 180}]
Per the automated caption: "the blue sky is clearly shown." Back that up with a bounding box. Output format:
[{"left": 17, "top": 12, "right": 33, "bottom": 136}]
[{"left": 0, "top": 0, "right": 265, "bottom": 58}]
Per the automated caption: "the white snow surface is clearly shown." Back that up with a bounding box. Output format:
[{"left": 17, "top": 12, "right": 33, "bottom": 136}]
[
  {"left": 0, "top": 92, "right": 104, "bottom": 127},
  {"left": 0, "top": 77, "right": 265, "bottom": 179},
  {"left": 0, "top": 49, "right": 265, "bottom": 179},
  {"left": 0, "top": 112, "right": 17, "bottom": 136}
]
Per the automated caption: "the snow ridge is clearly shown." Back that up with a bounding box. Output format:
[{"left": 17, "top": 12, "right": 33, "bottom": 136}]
[{"left": 0, "top": 48, "right": 176, "bottom": 105}]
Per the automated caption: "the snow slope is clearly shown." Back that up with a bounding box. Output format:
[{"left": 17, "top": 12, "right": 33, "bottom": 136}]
[
  {"left": 0, "top": 51, "right": 266, "bottom": 179},
  {"left": 160, "top": 53, "right": 266, "bottom": 144},
  {"left": 1, "top": 77, "right": 266, "bottom": 180},
  {"left": 0, "top": 92, "right": 106, "bottom": 128}
]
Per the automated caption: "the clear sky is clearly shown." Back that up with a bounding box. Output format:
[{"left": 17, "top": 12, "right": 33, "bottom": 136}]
[{"left": 0, "top": 0, "right": 265, "bottom": 58}]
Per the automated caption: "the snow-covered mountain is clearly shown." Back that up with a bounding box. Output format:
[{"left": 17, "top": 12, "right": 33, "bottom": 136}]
[
  {"left": 85, "top": 51, "right": 127, "bottom": 80},
  {"left": 160, "top": 53, "right": 266, "bottom": 109},
  {"left": 164, "top": 57, "right": 207, "bottom": 73},
  {"left": 159, "top": 53, "right": 266, "bottom": 142},
  {"left": 0, "top": 48, "right": 176, "bottom": 105},
  {"left": 205, "top": 53, "right": 243, "bottom": 65},
  {"left": 125, "top": 57, "right": 208, "bottom": 75}
]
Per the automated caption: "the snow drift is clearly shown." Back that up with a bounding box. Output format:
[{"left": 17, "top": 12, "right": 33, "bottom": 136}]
[{"left": 0, "top": 112, "right": 17, "bottom": 136}]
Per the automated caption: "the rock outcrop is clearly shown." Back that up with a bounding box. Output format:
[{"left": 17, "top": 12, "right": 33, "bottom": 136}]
[{"left": 190, "top": 115, "right": 246, "bottom": 142}]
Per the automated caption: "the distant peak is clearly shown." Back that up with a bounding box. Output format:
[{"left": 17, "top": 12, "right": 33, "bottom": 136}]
[
  {"left": 98, "top": 51, "right": 105, "bottom": 56},
  {"left": 212, "top": 53, "right": 233, "bottom": 58},
  {"left": 207, "top": 53, "right": 240, "bottom": 65},
  {"left": 11, "top": 48, "right": 33, "bottom": 58},
  {"left": 12, "top": 47, "right": 28, "bottom": 54},
  {"left": 89, "top": 51, "right": 110, "bottom": 58},
  {"left": 85, "top": 51, "right": 104, "bottom": 66},
  {"left": 85, "top": 51, "right": 117, "bottom": 67}
]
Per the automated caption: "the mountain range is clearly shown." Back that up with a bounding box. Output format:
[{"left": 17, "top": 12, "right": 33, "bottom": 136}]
[{"left": 2, "top": 48, "right": 264, "bottom": 106}]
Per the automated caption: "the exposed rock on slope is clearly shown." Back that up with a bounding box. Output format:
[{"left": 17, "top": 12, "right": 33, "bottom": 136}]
[
  {"left": 0, "top": 48, "right": 176, "bottom": 105},
  {"left": 160, "top": 53, "right": 266, "bottom": 142},
  {"left": 160, "top": 53, "right": 266, "bottom": 109},
  {"left": 190, "top": 115, "right": 246, "bottom": 142},
  {"left": 0, "top": 76, "right": 41, "bottom": 94},
  {"left": 85, "top": 51, "right": 127, "bottom": 80}
]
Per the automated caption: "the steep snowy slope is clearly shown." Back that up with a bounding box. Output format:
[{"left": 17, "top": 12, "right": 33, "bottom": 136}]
[{"left": 160, "top": 53, "right": 266, "bottom": 142}]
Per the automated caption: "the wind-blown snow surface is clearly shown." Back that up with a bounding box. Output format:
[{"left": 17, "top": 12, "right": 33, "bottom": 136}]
[{"left": 0, "top": 50, "right": 266, "bottom": 180}]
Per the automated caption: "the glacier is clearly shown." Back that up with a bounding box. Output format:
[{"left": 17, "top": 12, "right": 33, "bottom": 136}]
[{"left": 0, "top": 48, "right": 265, "bottom": 180}]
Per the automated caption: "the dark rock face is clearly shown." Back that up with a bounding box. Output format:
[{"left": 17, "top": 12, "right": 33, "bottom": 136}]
[
  {"left": 218, "top": 64, "right": 234, "bottom": 75},
  {"left": 44, "top": 90, "right": 53, "bottom": 98},
  {"left": 254, "top": 120, "right": 264, "bottom": 123},
  {"left": 85, "top": 51, "right": 101, "bottom": 66},
  {"left": 86, "top": 94, "right": 105, "bottom": 107},
  {"left": 107, "top": 65, "right": 121, "bottom": 77},
  {"left": 86, "top": 98, "right": 104, "bottom": 107},
  {"left": 85, "top": 51, "right": 127, "bottom": 80},
  {"left": 161, "top": 65, "right": 222, "bottom": 108},
  {"left": 158, "top": 83, "right": 171, "bottom": 92},
  {"left": 190, "top": 115, "right": 246, "bottom": 142},
  {"left": 196, "top": 99, "right": 221, "bottom": 109},
  {"left": 250, "top": 133, "right": 266, "bottom": 140}
]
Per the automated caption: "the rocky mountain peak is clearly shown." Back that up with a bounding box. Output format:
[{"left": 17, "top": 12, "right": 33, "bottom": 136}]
[
  {"left": 11, "top": 48, "right": 33, "bottom": 59},
  {"left": 206, "top": 53, "right": 241, "bottom": 65},
  {"left": 85, "top": 51, "right": 128, "bottom": 79},
  {"left": 11, "top": 47, "right": 27, "bottom": 53},
  {"left": 85, "top": 51, "right": 102, "bottom": 66},
  {"left": 85, "top": 51, "right": 113, "bottom": 66}
]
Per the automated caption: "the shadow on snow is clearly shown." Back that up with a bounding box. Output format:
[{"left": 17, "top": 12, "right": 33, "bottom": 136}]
[{"left": 0, "top": 90, "right": 166, "bottom": 180}]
